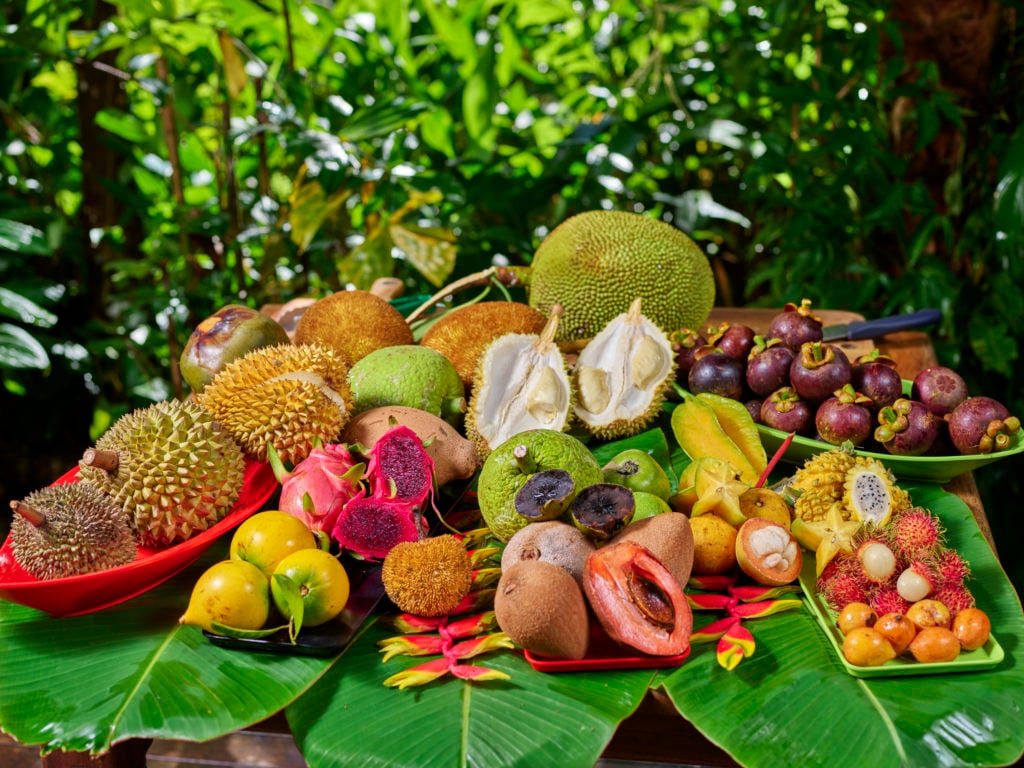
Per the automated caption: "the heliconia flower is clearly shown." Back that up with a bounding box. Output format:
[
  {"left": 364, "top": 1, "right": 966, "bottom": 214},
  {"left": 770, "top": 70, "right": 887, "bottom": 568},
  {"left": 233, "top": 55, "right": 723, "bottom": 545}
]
[
  {"left": 383, "top": 657, "right": 452, "bottom": 689},
  {"left": 470, "top": 567, "right": 502, "bottom": 589},
  {"left": 690, "top": 616, "right": 741, "bottom": 644},
  {"left": 331, "top": 492, "right": 423, "bottom": 560},
  {"left": 446, "top": 588, "right": 496, "bottom": 616},
  {"left": 445, "top": 632, "right": 516, "bottom": 660},
  {"left": 468, "top": 546, "right": 502, "bottom": 567},
  {"left": 732, "top": 598, "right": 804, "bottom": 620},
  {"left": 366, "top": 425, "right": 436, "bottom": 511},
  {"left": 378, "top": 635, "right": 445, "bottom": 661},
  {"left": 442, "top": 611, "right": 499, "bottom": 640},
  {"left": 687, "top": 593, "right": 736, "bottom": 612},
  {"left": 272, "top": 442, "right": 365, "bottom": 534},
  {"left": 687, "top": 574, "right": 738, "bottom": 592},
  {"left": 716, "top": 624, "right": 756, "bottom": 670},
  {"left": 384, "top": 613, "right": 446, "bottom": 634},
  {"left": 729, "top": 584, "right": 802, "bottom": 602},
  {"left": 448, "top": 665, "right": 510, "bottom": 682}
]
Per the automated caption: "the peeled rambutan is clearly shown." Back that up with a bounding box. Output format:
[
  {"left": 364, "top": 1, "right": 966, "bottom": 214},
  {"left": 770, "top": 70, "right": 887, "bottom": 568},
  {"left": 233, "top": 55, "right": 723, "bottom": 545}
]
[
  {"left": 896, "top": 560, "right": 937, "bottom": 602},
  {"left": 855, "top": 537, "right": 899, "bottom": 583},
  {"left": 932, "top": 583, "right": 976, "bottom": 616},
  {"left": 870, "top": 584, "right": 912, "bottom": 618},
  {"left": 888, "top": 506, "right": 944, "bottom": 561}
]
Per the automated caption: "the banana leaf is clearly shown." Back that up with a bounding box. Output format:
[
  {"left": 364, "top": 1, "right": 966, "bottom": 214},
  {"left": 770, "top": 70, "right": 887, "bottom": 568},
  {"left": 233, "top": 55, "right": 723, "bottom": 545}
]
[{"left": 0, "top": 545, "right": 333, "bottom": 755}]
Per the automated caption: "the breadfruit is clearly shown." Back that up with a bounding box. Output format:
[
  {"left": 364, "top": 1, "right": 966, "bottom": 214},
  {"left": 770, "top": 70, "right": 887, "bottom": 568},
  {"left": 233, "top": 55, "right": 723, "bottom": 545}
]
[
  {"left": 526, "top": 210, "right": 715, "bottom": 341},
  {"left": 419, "top": 301, "right": 549, "bottom": 389},
  {"left": 78, "top": 398, "right": 246, "bottom": 547},
  {"left": 198, "top": 342, "right": 352, "bottom": 465},
  {"left": 293, "top": 289, "right": 413, "bottom": 363},
  {"left": 571, "top": 298, "right": 676, "bottom": 440},
  {"left": 8, "top": 482, "right": 137, "bottom": 579},
  {"left": 465, "top": 307, "right": 572, "bottom": 457}
]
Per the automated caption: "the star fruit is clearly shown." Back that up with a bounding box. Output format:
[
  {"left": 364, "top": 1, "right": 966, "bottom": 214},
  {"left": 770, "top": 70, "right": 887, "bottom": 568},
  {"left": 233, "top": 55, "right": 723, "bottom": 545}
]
[{"left": 790, "top": 501, "right": 863, "bottom": 576}]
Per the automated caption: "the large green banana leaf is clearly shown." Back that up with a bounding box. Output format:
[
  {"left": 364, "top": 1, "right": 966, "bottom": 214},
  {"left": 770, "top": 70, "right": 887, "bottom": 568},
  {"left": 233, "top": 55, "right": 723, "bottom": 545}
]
[{"left": 1, "top": 425, "right": 1022, "bottom": 767}]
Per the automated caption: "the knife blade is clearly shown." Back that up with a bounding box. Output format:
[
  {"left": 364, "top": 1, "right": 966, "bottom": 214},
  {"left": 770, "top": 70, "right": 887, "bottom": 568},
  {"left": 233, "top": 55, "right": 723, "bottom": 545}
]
[{"left": 822, "top": 309, "right": 941, "bottom": 341}]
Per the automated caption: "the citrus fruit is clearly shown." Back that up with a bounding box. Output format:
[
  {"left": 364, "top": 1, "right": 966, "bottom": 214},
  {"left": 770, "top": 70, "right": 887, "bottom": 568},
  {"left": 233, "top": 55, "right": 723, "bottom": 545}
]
[
  {"left": 179, "top": 559, "right": 270, "bottom": 632},
  {"left": 271, "top": 548, "right": 350, "bottom": 628},
  {"left": 230, "top": 510, "right": 319, "bottom": 576}
]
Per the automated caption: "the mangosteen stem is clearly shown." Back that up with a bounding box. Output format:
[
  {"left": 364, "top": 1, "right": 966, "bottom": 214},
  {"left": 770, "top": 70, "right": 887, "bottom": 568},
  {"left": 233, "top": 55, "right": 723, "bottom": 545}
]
[
  {"left": 81, "top": 448, "right": 120, "bottom": 472},
  {"left": 10, "top": 501, "right": 46, "bottom": 528}
]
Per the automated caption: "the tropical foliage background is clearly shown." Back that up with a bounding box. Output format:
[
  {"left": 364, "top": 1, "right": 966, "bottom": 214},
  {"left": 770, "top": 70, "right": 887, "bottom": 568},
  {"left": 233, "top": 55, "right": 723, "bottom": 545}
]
[{"left": 2, "top": 0, "right": 1022, "bottom": 597}]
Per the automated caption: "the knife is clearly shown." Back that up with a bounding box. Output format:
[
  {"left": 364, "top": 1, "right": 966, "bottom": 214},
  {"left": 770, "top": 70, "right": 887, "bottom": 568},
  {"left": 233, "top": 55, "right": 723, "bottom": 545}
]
[{"left": 822, "top": 309, "right": 941, "bottom": 341}]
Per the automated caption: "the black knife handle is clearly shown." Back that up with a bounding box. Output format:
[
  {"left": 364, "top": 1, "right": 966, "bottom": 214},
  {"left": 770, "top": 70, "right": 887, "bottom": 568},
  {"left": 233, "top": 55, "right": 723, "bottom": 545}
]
[{"left": 845, "top": 309, "right": 942, "bottom": 340}]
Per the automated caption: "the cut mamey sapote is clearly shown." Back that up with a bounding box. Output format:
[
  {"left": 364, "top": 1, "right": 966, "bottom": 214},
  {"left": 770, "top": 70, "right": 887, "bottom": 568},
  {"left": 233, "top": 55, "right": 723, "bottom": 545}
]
[
  {"left": 671, "top": 393, "right": 760, "bottom": 485},
  {"left": 494, "top": 559, "right": 590, "bottom": 660},
  {"left": 583, "top": 540, "right": 692, "bottom": 656},
  {"left": 735, "top": 517, "right": 802, "bottom": 587}
]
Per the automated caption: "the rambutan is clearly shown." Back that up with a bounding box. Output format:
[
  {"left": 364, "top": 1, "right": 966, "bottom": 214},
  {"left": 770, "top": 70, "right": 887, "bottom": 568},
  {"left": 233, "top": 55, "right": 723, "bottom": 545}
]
[
  {"left": 869, "top": 584, "right": 912, "bottom": 617},
  {"left": 932, "top": 583, "right": 976, "bottom": 616},
  {"left": 817, "top": 552, "right": 871, "bottom": 612},
  {"left": 855, "top": 536, "right": 899, "bottom": 584},
  {"left": 887, "top": 506, "right": 944, "bottom": 561},
  {"left": 896, "top": 560, "right": 937, "bottom": 602},
  {"left": 931, "top": 548, "right": 971, "bottom": 588}
]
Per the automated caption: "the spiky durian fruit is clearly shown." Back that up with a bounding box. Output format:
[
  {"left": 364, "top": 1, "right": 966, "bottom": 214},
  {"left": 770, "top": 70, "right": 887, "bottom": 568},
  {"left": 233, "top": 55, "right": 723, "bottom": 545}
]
[
  {"left": 78, "top": 398, "right": 246, "bottom": 547},
  {"left": 9, "top": 483, "right": 137, "bottom": 579},
  {"left": 843, "top": 459, "right": 899, "bottom": 526},
  {"left": 570, "top": 297, "right": 675, "bottom": 440},
  {"left": 198, "top": 342, "right": 351, "bottom": 465},
  {"left": 464, "top": 307, "right": 572, "bottom": 458}
]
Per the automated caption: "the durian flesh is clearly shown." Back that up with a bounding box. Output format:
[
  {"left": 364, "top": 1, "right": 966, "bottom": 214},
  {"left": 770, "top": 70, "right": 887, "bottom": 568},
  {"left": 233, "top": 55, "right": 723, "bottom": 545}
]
[
  {"left": 464, "top": 309, "right": 572, "bottom": 457},
  {"left": 571, "top": 298, "right": 675, "bottom": 440}
]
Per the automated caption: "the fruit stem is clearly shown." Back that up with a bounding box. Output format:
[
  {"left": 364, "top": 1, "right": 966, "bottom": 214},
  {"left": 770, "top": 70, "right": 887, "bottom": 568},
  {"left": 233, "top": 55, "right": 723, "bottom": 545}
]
[
  {"left": 81, "top": 448, "right": 120, "bottom": 472},
  {"left": 404, "top": 266, "right": 528, "bottom": 325},
  {"left": 10, "top": 501, "right": 46, "bottom": 528},
  {"left": 512, "top": 443, "right": 536, "bottom": 475},
  {"left": 535, "top": 303, "right": 564, "bottom": 351}
]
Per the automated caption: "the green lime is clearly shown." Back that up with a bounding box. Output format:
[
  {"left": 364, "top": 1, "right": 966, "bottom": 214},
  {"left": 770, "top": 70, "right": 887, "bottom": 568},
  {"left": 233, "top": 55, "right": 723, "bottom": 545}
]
[
  {"left": 477, "top": 429, "right": 604, "bottom": 542},
  {"left": 348, "top": 345, "right": 466, "bottom": 425}
]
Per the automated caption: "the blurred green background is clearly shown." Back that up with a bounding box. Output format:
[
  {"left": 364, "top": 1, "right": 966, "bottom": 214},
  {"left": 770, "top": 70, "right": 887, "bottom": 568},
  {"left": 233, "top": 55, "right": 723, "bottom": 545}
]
[{"left": 2, "top": 0, "right": 1022, "bottom": 593}]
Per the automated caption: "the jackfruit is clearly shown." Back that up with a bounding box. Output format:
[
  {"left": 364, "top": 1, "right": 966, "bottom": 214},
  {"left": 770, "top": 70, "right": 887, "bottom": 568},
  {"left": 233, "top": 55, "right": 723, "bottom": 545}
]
[{"left": 526, "top": 210, "right": 715, "bottom": 341}]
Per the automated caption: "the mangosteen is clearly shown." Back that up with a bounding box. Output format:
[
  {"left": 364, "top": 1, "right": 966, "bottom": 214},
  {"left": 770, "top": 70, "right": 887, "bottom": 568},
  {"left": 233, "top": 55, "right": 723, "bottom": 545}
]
[
  {"left": 912, "top": 365, "right": 969, "bottom": 417},
  {"left": 760, "top": 386, "right": 814, "bottom": 434},
  {"left": 745, "top": 398, "right": 764, "bottom": 424},
  {"left": 746, "top": 336, "right": 795, "bottom": 398},
  {"left": 789, "top": 342, "right": 852, "bottom": 403},
  {"left": 688, "top": 347, "right": 746, "bottom": 401},
  {"left": 709, "top": 322, "right": 757, "bottom": 362},
  {"left": 767, "top": 299, "right": 823, "bottom": 350},
  {"left": 947, "top": 396, "right": 1021, "bottom": 455},
  {"left": 670, "top": 327, "right": 707, "bottom": 379},
  {"left": 815, "top": 384, "right": 874, "bottom": 446},
  {"left": 874, "top": 398, "right": 943, "bottom": 456},
  {"left": 851, "top": 350, "right": 903, "bottom": 412}
]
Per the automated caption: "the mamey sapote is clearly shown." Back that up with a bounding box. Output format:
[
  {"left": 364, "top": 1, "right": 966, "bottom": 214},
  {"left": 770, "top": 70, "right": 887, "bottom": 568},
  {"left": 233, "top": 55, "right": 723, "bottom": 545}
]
[
  {"left": 583, "top": 540, "right": 692, "bottom": 656},
  {"left": 610, "top": 512, "right": 695, "bottom": 590},
  {"left": 495, "top": 559, "right": 590, "bottom": 660},
  {"left": 500, "top": 520, "right": 595, "bottom": 585}
]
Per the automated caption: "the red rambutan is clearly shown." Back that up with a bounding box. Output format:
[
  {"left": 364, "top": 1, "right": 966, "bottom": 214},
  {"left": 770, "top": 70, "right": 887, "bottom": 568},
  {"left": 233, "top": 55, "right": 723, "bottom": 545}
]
[
  {"left": 887, "top": 506, "right": 944, "bottom": 561},
  {"left": 931, "top": 548, "right": 971, "bottom": 588},
  {"left": 932, "top": 583, "right": 976, "bottom": 616},
  {"left": 869, "top": 584, "right": 912, "bottom": 617}
]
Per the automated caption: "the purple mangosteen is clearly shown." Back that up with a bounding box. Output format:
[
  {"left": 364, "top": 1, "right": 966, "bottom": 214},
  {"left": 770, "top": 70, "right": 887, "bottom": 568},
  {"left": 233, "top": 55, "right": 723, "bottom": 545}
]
[
  {"left": 912, "top": 365, "right": 970, "bottom": 417},
  {"left": 851, "top": 350, "right": 904, "bottom": 412},
  {"left": 767, "top": 299, "right": 824, "bottom": 351},
  {"left": 874, "top": 397, "right": 943, "bottom": 456},
  {"left": 688, "top": 347, "right": 746, "bottom": 401},
  {"left": 789, "top": 342, "right": 852, "bottom": 403},
  {"left": 746, "top": 336, "right": 795, "bottom": 398},
  {"left": 946, "top": 396, "right": 1021, "bottom": 455},
  {"left": 815, "top": 384, "right": 874, "bottom": 446},
  {"left": 760, "top": 386, "right": 814, "bottom": 435}
]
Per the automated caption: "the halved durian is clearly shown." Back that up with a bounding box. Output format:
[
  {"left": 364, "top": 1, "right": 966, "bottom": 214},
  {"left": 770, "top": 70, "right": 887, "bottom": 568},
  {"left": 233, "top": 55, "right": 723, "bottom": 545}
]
[
  {"left": 571, "top": 297, "right": 675, "bottom": 440},
  {"left": 464, "top": 307, "right": 572, "bottom": 457}
]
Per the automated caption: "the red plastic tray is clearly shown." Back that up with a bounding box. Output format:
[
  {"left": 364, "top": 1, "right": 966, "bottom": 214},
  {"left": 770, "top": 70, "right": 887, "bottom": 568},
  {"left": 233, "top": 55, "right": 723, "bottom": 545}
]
[
  {"left": 524, "top": 623, "right": 691, "bottom": 673},
  {"left": 0, "top": 459, "right": 278, "bottom": 617}
]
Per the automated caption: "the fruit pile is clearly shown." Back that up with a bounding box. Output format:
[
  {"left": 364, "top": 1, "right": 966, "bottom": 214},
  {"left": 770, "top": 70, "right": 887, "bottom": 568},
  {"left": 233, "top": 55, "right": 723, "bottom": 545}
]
[{"left": 677, "top": 299, "right": 1020, "bottom": 456}]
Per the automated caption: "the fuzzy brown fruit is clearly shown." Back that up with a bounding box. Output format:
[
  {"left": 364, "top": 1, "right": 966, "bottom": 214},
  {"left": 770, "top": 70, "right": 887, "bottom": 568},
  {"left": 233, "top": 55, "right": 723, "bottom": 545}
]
[
  {"left": 610, "top": 512, "right": 695, "bottom": 591},
  {"left": 583, "top": 540, "right": 692, "bottom": 656},
  {"left": 494, "top": 560, "right": 590, "bottom": 660}
]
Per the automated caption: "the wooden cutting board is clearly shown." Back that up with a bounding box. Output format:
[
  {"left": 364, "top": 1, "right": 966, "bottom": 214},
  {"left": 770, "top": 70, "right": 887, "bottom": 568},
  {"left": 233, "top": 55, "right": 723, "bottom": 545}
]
[{"left": 707, "top": 307, "right": 874, "bottom": 362}]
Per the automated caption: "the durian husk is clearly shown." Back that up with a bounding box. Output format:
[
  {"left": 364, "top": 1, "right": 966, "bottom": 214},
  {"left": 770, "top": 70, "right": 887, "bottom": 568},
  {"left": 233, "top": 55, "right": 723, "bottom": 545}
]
[
  {"left": 464, "top": 308, "right": 573, "bottom": 458},
  {"left": 570, "top": 297, "right": 676, "bottom": 440},
  {"left": 198, "top": 342, "right": 352, "bottom": 466},
  {"left": 78, "top": 398, "right": 246, "bottom": 547},
  {"left": 9, "top": 483, "right": 138, "bottom": 579}
]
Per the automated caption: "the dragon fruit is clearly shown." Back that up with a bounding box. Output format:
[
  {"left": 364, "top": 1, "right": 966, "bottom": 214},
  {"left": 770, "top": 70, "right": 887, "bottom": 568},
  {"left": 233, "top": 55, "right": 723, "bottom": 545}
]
[
  {"left": 331, "top": 492, "right": 425, "bottom": 560},
  {"left": 366, "top": 425, "right": 436, "bottom": 510},
  {"left": 274, "top": 442, "right": 365, "bottom": 534}
]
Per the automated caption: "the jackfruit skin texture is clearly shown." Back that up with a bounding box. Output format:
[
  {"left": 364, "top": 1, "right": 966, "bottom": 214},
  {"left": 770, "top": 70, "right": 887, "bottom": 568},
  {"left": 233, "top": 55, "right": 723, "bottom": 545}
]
[
  {"left": 79, "top": 398, "right": 246, "bottom": 547},
  {"left": 293, "top": 289, "right": 413, "bottom": 364},
  {"left": 9, "top": 482, "right": 137, "bottom": 579},
  {"left": 527, "top": 210, "right": 715, "bottom": 341},
  {"left": 198, "top": 342, "right": 352, "bottom": 466}
]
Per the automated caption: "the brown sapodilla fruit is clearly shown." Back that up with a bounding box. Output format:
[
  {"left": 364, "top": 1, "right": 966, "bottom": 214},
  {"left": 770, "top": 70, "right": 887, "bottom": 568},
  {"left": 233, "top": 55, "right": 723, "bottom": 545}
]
[
  {"left": 610, "top": 511, "right": 695, "bottom": 590},
  {"left": 494, "top": 559, "right": 590, "bottom": 660}
]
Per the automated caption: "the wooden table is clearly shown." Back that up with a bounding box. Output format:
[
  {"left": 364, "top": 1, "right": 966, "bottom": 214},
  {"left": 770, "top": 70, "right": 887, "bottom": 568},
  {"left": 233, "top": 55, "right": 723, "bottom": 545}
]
[{"left": 40, "top": 314, "right": 997, "bottom": 768}]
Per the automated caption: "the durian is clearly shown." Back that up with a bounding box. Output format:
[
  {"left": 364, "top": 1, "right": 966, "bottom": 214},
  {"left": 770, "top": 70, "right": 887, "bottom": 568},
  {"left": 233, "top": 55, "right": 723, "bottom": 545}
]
[
  {"left": 198, "top": 342, "right": 351, "bottom": 465},
  {"left": 79, "top": 398, "right": 246, "bottom": 547},
  {"left": 464, "top": 306, "right": 572, "bottom": 457},
  {"left": 570, "top": 297, "right": 675, "bottom": 440},
  {"left": 9, "top": 482, "right": 137, "bottom": 579},
  {"left": 526, "top": 210, "right": 715, "bottom": 341},
  {"left": 843, "top": 459, "right": 898, "bottom": 526},
  {"left": 293, "top": 289, "right": 413, "bottom": 364},
  {"left": 419, "top": 301, "right": 549, "bottom": 390}
]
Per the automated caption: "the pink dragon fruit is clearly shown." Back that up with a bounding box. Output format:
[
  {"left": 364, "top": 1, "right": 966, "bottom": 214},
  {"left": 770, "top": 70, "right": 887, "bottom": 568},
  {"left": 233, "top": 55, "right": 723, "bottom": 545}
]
[
  {"left": 365, "top": 425, "right": 436, "bottom": 511},
  {"left": 331, "top": 492, "right": 426, "bottom": 560},
  {"left": 274, "top": 442, "right": 365, "bottom": 534}
]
